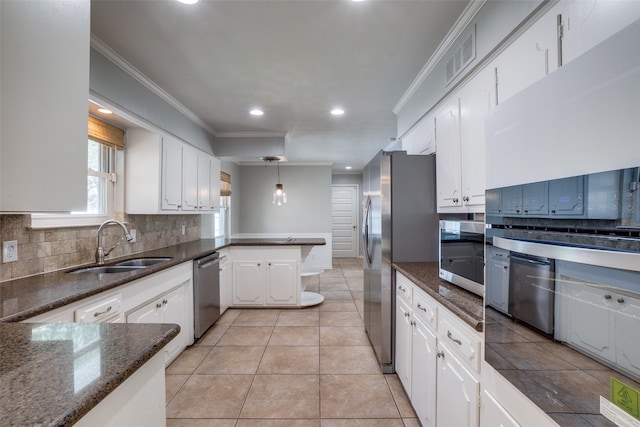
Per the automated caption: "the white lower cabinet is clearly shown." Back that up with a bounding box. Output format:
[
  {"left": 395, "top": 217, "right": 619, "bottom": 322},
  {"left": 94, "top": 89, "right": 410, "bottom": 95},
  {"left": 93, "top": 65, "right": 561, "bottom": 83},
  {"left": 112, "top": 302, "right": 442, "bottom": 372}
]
[
  {"left": 230, "top": 247, "right": 300, "bottom": 307},
  {"left": 395, "top": 271, "right": 480, "bottom": 427},
  {"left": 480, "top": 389, "right": 520, "bottom": 427},
  {"left": 219, "top": 249, "right": 231, "bottom": 314}
]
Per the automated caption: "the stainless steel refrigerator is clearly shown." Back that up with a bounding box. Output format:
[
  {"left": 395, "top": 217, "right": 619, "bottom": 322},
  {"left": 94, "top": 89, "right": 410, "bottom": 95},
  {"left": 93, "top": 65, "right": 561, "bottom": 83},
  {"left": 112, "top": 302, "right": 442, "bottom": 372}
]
[{"left": 362, "top": 150, "right": 439, "bottom": 373}]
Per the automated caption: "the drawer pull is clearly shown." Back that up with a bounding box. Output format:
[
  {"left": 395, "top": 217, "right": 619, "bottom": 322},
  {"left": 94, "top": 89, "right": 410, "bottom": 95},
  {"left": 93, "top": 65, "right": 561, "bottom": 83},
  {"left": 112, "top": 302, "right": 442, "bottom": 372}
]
[
  {"left": 156, "top": 303, "right": 163, "bottom": 309},
  {"left": 404, "top": 312, "right": 410, "bottom": 318},
  {"left": 417, "top": 303, "right": 427, "bottom": 312},
  {"left": 604, "top": 294, "right": 612, "bottom": 300},
  {"left": 618, "top": 298, "right": 625, "bottom": 304},
  {"left": 447, "top": 330, "right": 462, "bottom": 346},
  {"left": 398, "top": 285, "right": 405, "bottom": 292},
  {"left": 437, "top": 351, "right": 445, "bottom": 359},
  {"left": 93, "top": 306, "right": 112, "bottom": 318}
]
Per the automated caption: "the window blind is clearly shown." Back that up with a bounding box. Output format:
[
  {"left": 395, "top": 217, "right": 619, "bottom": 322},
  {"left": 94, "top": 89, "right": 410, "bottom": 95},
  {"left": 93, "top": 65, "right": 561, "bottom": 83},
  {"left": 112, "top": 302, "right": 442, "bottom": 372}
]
[
  {"left": 88, "top": 115, "right": 125, "bottom": 149},
  {"left": 220, "top": 171, "right": 232, "bottom": 196}
]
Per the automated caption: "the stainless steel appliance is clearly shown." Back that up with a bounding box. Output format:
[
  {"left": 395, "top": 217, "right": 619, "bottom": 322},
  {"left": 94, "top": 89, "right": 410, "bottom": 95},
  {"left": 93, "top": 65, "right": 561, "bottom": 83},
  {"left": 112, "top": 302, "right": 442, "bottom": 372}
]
[
  {"left": 508, "top": 251, "right": 555, "bottom": 335},
  {"left": 438, "top": 220, "right": 485, "bottom": 297},
  {"left": 193, "top": 252, "right": 220, "bottom": 339},
  {"left": 362, "top": 150, "right": 439, "bottom": 373}
]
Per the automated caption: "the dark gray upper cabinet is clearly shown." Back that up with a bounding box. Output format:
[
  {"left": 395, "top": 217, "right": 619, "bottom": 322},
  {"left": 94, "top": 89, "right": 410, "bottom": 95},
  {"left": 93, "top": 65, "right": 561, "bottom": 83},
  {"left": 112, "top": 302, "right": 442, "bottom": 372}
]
[
  {"left": 549, "top": 176, "right": 585, "bottom": 217},
  {"left": 501, "top": 185, "right": 523, "bottom": 215},
  {"left": 522, "top": 182, "right": 549, "bottom": 216}
]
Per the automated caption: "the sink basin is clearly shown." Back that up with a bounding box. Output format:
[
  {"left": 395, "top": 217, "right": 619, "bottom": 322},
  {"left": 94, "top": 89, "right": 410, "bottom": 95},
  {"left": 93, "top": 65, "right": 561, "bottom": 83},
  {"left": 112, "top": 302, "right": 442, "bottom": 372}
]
[
  {"left": 114, "top": 257, "right": 173, "bottom": 267},
  {"left": 68, "top": 265, "right": 146, "bottom": 274}
]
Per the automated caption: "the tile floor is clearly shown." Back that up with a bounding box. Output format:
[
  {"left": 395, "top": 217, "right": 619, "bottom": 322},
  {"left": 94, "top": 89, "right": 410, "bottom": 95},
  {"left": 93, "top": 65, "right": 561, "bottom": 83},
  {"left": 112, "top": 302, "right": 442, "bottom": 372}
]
[{"left": 165, "top": 258, "right": 419, "bottom": 426}]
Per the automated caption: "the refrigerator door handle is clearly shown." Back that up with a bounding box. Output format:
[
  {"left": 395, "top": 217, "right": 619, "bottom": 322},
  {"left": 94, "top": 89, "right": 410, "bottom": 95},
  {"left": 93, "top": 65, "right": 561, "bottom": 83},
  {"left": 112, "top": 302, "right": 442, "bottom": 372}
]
[{"left": 363, "top": 196, "right": 372, "bottom": 264}]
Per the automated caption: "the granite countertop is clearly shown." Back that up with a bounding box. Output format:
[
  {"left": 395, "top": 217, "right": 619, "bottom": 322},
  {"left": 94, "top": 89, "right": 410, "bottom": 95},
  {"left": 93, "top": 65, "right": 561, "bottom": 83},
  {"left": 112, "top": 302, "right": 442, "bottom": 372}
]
[
  {"left": 0, "top": 237, "right": 326, "bottom": 323},
  {"left": 0, "top": 321, "right": 179, "bottom": 426},
  {"left": 392, "top": 262, "right": 484, "bottom": 332}
]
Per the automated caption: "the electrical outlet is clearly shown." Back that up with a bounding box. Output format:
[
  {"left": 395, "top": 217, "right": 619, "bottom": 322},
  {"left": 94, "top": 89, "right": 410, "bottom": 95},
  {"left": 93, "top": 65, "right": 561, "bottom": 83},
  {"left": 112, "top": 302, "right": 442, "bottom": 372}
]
[
  {"left": 129, "top": 229, "right": 137, "bottom": 243},
  {"left": 181, "top": 224, "right": 186, "bottom": 235},
  {"left": 3, "top": 240, "right": 18, "bottom": 263}
]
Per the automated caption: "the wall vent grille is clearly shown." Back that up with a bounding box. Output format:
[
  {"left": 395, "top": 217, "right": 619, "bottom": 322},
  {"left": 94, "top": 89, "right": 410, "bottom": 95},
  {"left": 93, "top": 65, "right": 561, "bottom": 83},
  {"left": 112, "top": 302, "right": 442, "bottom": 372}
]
[{"left": 446, "top": 25, "right": 476, "bottom": 85}]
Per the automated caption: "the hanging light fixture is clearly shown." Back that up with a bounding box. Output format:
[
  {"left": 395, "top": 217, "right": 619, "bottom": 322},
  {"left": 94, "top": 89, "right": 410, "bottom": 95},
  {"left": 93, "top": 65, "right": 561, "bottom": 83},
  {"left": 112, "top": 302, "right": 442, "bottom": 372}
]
[{"left": 261, "top": 156, "right": 287, "bottom": 206}]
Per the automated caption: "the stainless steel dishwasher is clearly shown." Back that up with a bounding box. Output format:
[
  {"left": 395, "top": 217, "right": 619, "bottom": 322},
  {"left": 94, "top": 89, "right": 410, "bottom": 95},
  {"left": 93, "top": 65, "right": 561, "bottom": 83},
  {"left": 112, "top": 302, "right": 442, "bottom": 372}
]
[{"left": 193, "top": 252, "right": 220, "bottom": 339}]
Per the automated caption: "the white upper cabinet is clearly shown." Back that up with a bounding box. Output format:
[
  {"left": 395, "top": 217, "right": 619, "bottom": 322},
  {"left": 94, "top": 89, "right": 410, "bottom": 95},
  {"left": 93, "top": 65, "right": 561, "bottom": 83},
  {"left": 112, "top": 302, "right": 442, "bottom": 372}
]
[
  {"left": 436, "top": 65, "right": 494, "bottom": 213},
  {"left": 494, "top": 5, "right": 560, "bottom": 105},
  {"left": 0, "top": 0, "right": 89, "bottom": 212},
  {"left": 126, "top": 128, "right": 218, "bottom": 214},
  {"left": 402, "top": 115, "right": 435, "bottom": 155}
]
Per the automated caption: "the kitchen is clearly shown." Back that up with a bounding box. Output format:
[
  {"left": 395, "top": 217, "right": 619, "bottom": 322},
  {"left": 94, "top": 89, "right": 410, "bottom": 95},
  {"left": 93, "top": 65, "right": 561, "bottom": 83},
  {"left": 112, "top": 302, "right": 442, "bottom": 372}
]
[{"left": 2, "top": 0, "right": 640, "bottom": 426}]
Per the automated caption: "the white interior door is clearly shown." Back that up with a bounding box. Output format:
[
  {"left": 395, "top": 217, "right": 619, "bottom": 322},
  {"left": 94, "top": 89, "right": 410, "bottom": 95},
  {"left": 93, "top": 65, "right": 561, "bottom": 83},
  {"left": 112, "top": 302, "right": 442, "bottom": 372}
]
[{"left": 331, "top": 185, "right": 358, "bottom": 258}]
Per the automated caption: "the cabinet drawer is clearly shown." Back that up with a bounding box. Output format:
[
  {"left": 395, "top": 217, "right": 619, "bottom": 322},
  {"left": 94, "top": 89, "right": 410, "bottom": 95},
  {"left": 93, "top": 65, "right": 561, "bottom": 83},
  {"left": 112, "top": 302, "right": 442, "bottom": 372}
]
[
  {"left": 413, "top": 289, "right": 437, "bottom": 331},
  {"left": 75, "top": 293, "right": 122, "bottom": 323},
  {"left": 438, "top": 309, "right": 482, "bottom": 373},
  {"left": 396, "top": 272, "right": 413, "bottom": 305}
]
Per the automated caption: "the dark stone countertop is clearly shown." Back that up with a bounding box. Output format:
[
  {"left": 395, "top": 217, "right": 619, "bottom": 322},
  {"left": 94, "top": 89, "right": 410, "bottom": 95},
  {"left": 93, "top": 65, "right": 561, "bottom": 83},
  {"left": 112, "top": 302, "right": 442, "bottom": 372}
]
[
  {"left": 0, "top": 237, "right": 325, "bottom": 323},
  {"left": 0, "top": 322, "right": 179, "bottom": 427},
  {"left": 392, "top": 262, "right": 484, "bottom": 332}
]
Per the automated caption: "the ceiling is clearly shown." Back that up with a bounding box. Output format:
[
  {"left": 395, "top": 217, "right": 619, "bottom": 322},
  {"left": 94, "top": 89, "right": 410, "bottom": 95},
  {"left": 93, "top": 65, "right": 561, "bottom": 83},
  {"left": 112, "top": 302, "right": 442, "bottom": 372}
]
[{"left": 90, "top": 0, "right": 470, "bottom": 172}]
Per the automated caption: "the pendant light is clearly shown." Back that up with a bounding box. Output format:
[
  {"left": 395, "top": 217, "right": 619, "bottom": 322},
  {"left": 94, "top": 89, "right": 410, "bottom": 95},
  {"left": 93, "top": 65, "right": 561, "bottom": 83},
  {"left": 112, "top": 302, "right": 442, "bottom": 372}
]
[{"left": 261, "top": 156, "right": 287, "bottom": 206}]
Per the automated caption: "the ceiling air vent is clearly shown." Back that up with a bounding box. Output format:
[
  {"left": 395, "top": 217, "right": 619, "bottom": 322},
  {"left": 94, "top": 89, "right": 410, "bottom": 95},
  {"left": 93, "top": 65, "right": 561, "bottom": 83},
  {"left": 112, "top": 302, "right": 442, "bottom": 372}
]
[{"left": 445, "top": 25, "right": 476, "bottom": 86}]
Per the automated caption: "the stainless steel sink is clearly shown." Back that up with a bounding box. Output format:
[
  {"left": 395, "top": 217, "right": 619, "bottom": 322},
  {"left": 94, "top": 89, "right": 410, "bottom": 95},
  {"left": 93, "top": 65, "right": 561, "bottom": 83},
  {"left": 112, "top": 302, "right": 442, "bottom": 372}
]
[
  {"left": 68, "top": 265, "right": 146, "bottom": 274},
  {"left": 114, "top": 257, "right": 173, "bottom": 267}
]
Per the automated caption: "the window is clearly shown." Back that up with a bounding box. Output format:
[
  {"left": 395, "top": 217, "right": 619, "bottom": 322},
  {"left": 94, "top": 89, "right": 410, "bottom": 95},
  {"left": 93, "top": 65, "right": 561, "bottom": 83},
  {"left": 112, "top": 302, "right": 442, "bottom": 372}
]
[
  {"left": 214, "top": 196, "right": 230, "bottom": 238},
  {"left": 85, "top": 139, "right": 116, "bottom": 214}
]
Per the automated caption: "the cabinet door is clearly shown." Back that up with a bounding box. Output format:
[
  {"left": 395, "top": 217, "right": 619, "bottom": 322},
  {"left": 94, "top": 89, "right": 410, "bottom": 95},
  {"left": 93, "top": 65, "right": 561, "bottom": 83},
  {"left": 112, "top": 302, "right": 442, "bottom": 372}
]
[
  {"left": 219, "top": 252, "right": 231, "bottom": 314},
  {"left": 436, "top": 342, "right": 480, "bottom": 427},
  {"left": 197, "top": 153, "right": 212, "bottom": 211},
  {"left": 181, "top": 146, "right": 199, "bottom": 211},
  {"left": 495, "top": 7, "right": 559, "bottom": 104},
  {"left": 549, "top": 176, "right": 584, "bottom": 216},
  {"left": 501, "top": 185, "right": 522, "bottom": 215},
  {"left": 402, "top": 115, "right": 435, "bottom": 155},
  {"left": 395, "top": 297, "right": 413, "bottom": 396},
  {"left": 522, "top": 181, "right": 549, "bottom": 216},
  {"left": 266, "top": 260, "right": 298, "bottom": 305},
  {"left": 485, "top": 188, "right": 502, "bottom": 215},
  {"left": 459, "top": 66, "right": 493, "bottom": 208},
  {"left": 127, "top": 299, "right": 163, "bottom": 324},
  {"left": 232, "top": 261, "right": 264, "bottom": 305},
  {"left": 486, "top": 247, "right": 510, "bottom": 314},
  {"left": 162, "top": 284, "right": 189, "bottom": 364},
  {"left": 161, "top": 137, "right": 183, "bottom": 211},
  {"left": 435, "top": 97, "right": 462, "bottom": 209},
  {"left": 481, "top": 389, "right": 521, "bottom": 427},
  {"left": 616, "top": 293, "right": 640, "bottom": 378},
  {"left": 412, "top": 317, "right": 437, "bottom": 427},
  {"left": 210, "top": 157, "right": 221, "bottom": 210}
]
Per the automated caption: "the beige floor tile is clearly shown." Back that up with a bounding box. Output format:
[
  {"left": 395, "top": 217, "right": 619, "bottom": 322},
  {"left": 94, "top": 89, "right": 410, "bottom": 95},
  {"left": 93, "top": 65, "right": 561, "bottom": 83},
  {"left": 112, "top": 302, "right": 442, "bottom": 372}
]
[
  {"left": 320, "top": 326, "right": 369, "bottom": 346},
  {"left": 320, "top": 290, "right": 354, "bottom": 301},
  {"left": 318, "top": 301, "right": 357, "bottom": 312},
  {"left": 196, "top": 346, "right": 265, "bottom": 375},
  {"left": 240, "top": 375, "right": 320, "bottom": 418},
  {"left": 319, "top": 269, "right": 345, "bottom": 278},
  {"left": 257, "top": 346, "right": 319, "bottom": 374},
  {"left": 319, "top": 311, "right": 363, "bottom": 327},
  {"left": 217, "top": 309, "right": 241, "bottom": 325},
  {"left": 319, "top": 276, "right": 348, "bottom": 285},
  {"left": 237, "top": 420, "right": 320, "bottom": 427},
  {"left": 233, "top": 309, "right": 281, "bottom": 326},
  {"left": 320, "top": 346, "right": 381, "bottom": 374},
  {"left": 269, "top": 326, "right": 319, "bottom": 346},
  {"left": 346, "top": 282, "right": 363, "bottom": 291},
  {"left": 342, "top": 270, "right": 363, "bottom": 278},
  {"left": 167, "top": 420, "right": 236, "bottom": 427},
  {"left": 304, "top": 283, "right": 320, "bottom": 292},
  {"left": 319, "top": 281, "right": 350, "bottom": 291},
  {"left": 385, "top": 374, "right": 417, "bottom": 418},
  {"left": 166, "top": 374, "right": 190, "bottom": 404},
  {"left": 196, "top": 321, "right": 230, "bottom": 346},
  {"left": 276, "top": 310, "right": 319, "bottom": 327},
  {"left": 166, "top": 346, "right": 212, "bottom": 375},
  {"left": 320, "top": 420, "right": 404, "bottom": 427},
  {"left": 401, "top": 417, "right": 421, "bottom": 427},
  {"left": 320, "top": 374, "right": 400, "bottom": 419},
  {"left": 217, "top": 326, "right": 273, "bottom": 346},
  {"left": 167, "top": 375, "right": 253, "bottom": 418}
]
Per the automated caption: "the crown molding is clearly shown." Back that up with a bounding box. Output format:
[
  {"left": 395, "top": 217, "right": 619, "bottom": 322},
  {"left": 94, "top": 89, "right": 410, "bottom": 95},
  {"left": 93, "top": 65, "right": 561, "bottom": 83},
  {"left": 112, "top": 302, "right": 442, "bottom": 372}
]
[
  {"left": 392, "top": 0, "right": 487, "bottom": 114},
  {"left": 215, "top": 131, "right": 288, "bottom": 138},
  {"left": 90, "top": 35, "right": 216, "bottom": 136}
]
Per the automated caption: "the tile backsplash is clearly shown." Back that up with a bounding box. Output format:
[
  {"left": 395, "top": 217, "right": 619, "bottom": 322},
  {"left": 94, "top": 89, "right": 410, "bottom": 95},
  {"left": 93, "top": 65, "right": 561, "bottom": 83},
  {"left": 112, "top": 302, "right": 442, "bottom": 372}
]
[{"left": 0, "top": 214, "right": 200, "bottom": 282}]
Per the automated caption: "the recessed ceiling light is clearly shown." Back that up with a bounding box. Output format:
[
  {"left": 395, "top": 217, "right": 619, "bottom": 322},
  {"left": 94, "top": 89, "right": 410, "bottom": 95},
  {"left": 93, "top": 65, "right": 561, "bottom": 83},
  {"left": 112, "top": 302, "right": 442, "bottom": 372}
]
[
  {"left": 345, "top": 166, "right": 353, "bottom": 170},
  {"left": 250, "top": 109, "right": 264, "bottom": 116},
  {"left": 331, "top": 108, "right": 345, "bottom": 116},
  {"left": 176, "top": 0, "right": 199, "bottom": 4},
  {"left": 97, "top": 108, "right": 112, "bottom": 115}
]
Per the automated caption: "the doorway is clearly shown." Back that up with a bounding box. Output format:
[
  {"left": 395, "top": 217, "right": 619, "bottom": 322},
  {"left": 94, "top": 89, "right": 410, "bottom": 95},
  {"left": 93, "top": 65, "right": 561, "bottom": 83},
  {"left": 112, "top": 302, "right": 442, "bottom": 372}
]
[{"left": 331, "top": 184, "right": 359, "bottom": 258}]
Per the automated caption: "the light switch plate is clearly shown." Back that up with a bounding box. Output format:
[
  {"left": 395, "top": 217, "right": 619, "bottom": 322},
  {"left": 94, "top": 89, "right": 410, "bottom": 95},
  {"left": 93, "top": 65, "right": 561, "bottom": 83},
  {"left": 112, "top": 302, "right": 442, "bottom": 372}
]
[{"left": 3, "top": 240, "right": 18, "bottom": 263}]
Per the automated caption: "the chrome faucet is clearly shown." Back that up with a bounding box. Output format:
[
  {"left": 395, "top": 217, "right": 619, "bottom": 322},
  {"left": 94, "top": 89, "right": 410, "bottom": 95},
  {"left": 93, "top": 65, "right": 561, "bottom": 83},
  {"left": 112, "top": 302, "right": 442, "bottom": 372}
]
[{"left": 96, "top": 220, "right": 134, "bottom": 264}]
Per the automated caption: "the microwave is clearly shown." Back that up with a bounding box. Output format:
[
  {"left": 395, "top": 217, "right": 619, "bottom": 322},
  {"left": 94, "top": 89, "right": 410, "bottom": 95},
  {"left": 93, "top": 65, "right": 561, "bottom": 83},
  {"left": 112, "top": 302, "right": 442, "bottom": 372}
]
[{"left": 438, "top": 220, "right": 485, "bottom": 297}]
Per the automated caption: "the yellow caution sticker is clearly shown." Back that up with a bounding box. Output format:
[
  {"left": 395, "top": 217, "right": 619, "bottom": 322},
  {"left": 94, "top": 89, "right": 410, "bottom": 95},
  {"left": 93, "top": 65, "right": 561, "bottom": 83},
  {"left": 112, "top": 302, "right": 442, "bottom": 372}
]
[{"left": 612, "top": 377, "right": 640, "bottom": 420}]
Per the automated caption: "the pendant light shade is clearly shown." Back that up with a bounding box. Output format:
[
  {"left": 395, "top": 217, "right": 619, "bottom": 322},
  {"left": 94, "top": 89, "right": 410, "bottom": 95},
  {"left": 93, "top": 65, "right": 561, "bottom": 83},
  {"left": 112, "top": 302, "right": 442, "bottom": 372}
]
[{"left": 261, "top": 156, "right": 287, "bottom": 206}]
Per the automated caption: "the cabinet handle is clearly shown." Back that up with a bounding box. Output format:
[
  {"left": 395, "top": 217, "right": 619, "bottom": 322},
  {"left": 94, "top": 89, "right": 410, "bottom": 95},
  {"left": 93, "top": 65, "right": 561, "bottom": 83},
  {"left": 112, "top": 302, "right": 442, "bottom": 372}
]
[
  {"left": 417, "top": 303, "right": 427, "bottom": 312},
  {"left": 398, "top": 285, "right": 405, "bottom": 292},
  {"left": 437, "top": 351, "right": 445, "bottom": 359},
  {"left": 618, "top": 298, "right": 625, "bottom": 304},
  {"left": 404, "top": 312, "right": 410, "bottom": 318},
  {"left": 163, "top": 299, "right": 168, "bottom": 305},
  {"left": 503, "top": 266, "right": 508, "bottom": 269},
  {"left": 177, "top": 205, "right": 182, "bottom": 208},
  {"left": 462, "top": 196, "right": 469, "bottom": 203},
  {"left": 93, "top": 306, "right": 113, "bottom": 318},
  {"left": 156, "top": 303, "right": 162, "bottom": 309},
  {"left": 447, "top": 330, "right": 462, "bottom": 346},
  {"left": 257, "top": 263, "right": 261, "bottom": 266},
  {"left": 268, "top": 262, "right": 272, "bottom": 266},
  {"left": 410, "top": 320, "right": 416, "bottom": 326},
  {"left": 604, "top": 294, "right": 612, "bottom": 300},
  {"left": 452, "top": 197, "right": 459, "bottom": 204}
]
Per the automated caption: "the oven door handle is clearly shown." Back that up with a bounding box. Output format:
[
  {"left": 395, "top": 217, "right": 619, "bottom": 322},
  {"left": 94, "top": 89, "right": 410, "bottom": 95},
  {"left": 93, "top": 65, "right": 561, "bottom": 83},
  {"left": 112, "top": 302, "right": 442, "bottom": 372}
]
[{"left": 510, "top": 255, "right": 551, "bottom": 266}]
